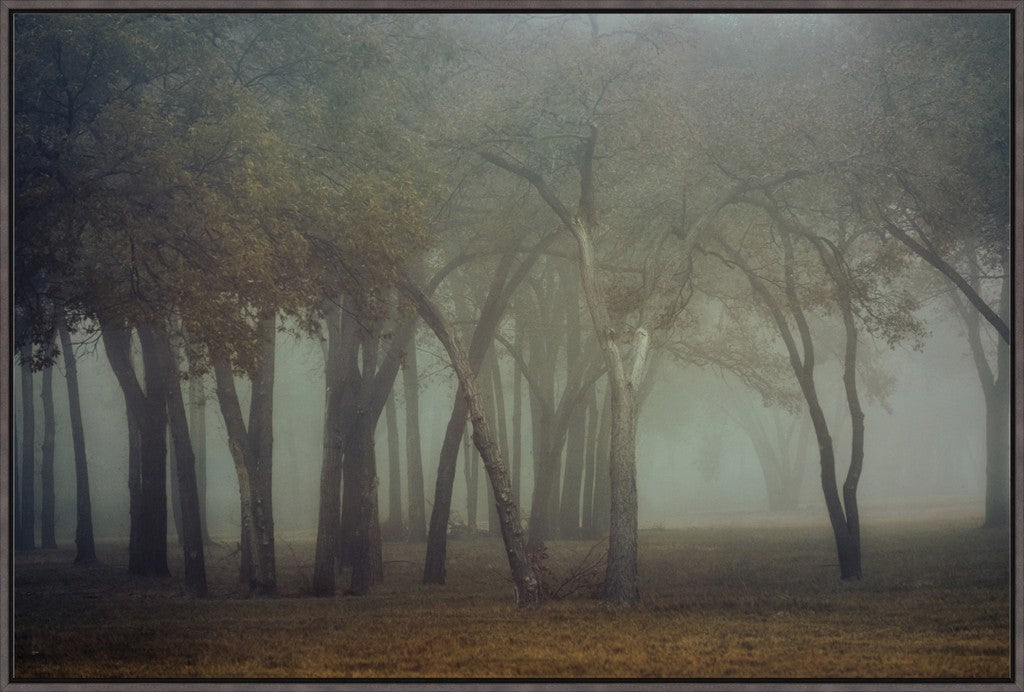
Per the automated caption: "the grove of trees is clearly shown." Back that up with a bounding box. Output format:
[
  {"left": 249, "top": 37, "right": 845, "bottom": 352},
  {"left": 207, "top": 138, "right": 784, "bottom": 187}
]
[{"left": 12, "top": 12, "right": 1010, "bottom": 607}]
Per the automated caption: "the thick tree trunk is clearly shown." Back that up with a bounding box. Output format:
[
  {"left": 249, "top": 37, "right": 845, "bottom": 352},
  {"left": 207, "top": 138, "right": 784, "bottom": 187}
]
[
  {"left": 157, "top": 329, "right": 208, "bottom": 597},
  {"left": 18, "top": 344, "right": 36, "bottom": 550},
  {"left": 401, "top": 276, "right": 541, "bottom": 606},
  {"left": 463, "top": 427, "right": 478, "bottom": 530},
  {"left": 384, "top": 390, "right": 403, "bottom": 537},
  {"left": 403, "top": 341, "right": 427, "bottom": 542},
  {"left": 346, "top": 410, "right": 384, "bottom": 595},
  {"left": 135, "top": 326, "right": 171, "bottom": 577},
  {"left": 104, "top": 325, "right": 170, "bottom": 577},
  {"left": 58, "top": 325, "right": 95, "bottom": 564},
  {"left": 40, "top": 364, "right": 57, "bottom": 549}
]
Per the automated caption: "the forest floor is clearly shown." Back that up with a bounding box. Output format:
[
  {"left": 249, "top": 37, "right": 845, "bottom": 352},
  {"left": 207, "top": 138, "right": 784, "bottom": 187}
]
[{"left": 10, "top": 515, "right": 1013, "bottom": 681}]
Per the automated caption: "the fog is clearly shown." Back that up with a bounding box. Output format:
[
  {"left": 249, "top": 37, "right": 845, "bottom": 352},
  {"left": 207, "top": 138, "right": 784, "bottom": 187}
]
[
  {"left": 11, "top": 297, "right": 990, "bottom": 544},
  {"left": 10, "top": 11, "right": 1009, "bottom": 592}
]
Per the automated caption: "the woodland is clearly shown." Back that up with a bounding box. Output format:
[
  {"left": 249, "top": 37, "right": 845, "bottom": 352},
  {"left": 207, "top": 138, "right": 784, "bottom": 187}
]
[{"left": 9, "top": 11, "right": 1013, "bottom": 680}]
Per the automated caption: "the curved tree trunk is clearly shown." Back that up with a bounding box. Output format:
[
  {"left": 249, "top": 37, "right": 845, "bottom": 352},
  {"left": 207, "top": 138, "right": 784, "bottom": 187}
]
[
  {"left": 187, "top": 373, "right": 211, "bottom": 545},
  {"left": 58, "top": 325, "right": 96, "bottom": 564},
  {"left": 384, "top": 390, "right": 403, "bottom": 538}
]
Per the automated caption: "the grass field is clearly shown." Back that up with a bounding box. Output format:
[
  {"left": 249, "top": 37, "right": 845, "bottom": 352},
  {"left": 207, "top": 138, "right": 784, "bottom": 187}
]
[{"left": 10, "top": 516, "right": 1013, "bottom": 680}]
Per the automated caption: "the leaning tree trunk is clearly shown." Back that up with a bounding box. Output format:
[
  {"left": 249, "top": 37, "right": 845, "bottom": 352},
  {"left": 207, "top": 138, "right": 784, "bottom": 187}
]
[
  {"left": 40, "top": 364, "right": 57, "bottom": 549},
  {"left": 401, "top": 276, "right": 541, "bottom": 606},
  {"left": 580, "top": 389, "right": 599, "bottom": 537},
  {"left": 167, "top": 425, "right": 184, "bottom": 543},
  {"left": 18, "top": 344, "right": 36, "bottom": 550},
  {"left": 58, "top": 325, "right": 95, "bottom": 564}
]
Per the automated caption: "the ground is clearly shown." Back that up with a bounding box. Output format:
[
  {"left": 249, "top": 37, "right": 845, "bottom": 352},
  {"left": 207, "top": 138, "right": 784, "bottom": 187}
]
[{"left": 10, "top": 515, "right": 1012, "bottom": 680}]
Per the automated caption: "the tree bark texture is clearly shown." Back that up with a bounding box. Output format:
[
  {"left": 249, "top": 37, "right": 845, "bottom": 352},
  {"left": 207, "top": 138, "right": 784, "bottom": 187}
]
[{"left": 58, "top": 325, "right": 96, "bottom": 564}]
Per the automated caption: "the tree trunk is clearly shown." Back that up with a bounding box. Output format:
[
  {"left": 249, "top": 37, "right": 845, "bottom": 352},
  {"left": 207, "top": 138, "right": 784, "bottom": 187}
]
[
  {"left": 982, "top": 273, "right": 1010, "bottom": 528},
  {"left": 346, "top": 409, "right": 384, "bottom": 595},
  {"left": 384, "top": 389, "right": 403, "bottom": 537},
  {"left": 18, "top": 344, "right": 36, "bottom": 550},
  {"left": 587, "top": 387, "right": 612, "bottom": 540},
  {"left": 580, "top": 389, "right": 599, "bottom": 537},
  {"left": 463, "top": 426, "right": 478, "bottom": 530},
  {"left": 487, "top": 349, "right": 508, "bottom": 535},
  {"left": 40, "top": 364, "right": 57, "bottom": 549},
  {"left": 104, "top": 325, "right": 170, "bottom": 577},
  {"left": 157, "top": 329, "right": 208, "bottom": 597},
  {"left": 187, "top": 373, "right": 211, "bottom": 545},
  {"left": 401, "top": 276, "right": 541, "bottom": 606},
  {"left": 58, "top": 325, "right": 96, "bottom": 564},
  {"left": 213, "top": 313, "right": 277, "bottom": 595},
  {"left": 403, "top": 339, "right": 427, "bottom": 542},
  {"left": 511, "top": 321, "right": 523, "bottom": 507},
  {"left": 167, "top": 425, "right": 183, "bottom": 543}
]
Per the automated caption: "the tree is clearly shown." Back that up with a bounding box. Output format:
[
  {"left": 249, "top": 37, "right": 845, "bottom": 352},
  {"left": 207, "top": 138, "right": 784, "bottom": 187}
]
[{"left": 57, "top": 324, "right": 96, "bottom": 564}]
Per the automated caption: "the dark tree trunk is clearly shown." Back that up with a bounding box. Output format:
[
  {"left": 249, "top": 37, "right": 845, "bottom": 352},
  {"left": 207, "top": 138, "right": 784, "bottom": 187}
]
[
  {"left": 135, "top": 327, "right": 172, "bottom": 577},
  {"left": 213, "top": 313, "right": 277, "bottom": 595},
  {"left": 167, "top": 425, "right": 183, "bottom": 543},
  {"left": 346, "top": 409, "right": 384, "bottom": 595},
  {"left": 403, "top": 339, "right": 427, "bottom": 542},
  {"left": 313, "top": 300, "right": 360, "bottom": 595},
  {"left": 18, "top": 344, "right": 36, "bottom": 550},
  {"left": 40, "top": 364, "right": 57, "bottom": 549},
  {"left": 58, "top": 325, "right": 96, "bottom": 564},
  {"left": 384, "top": 390, "right": 403, "bottom": 537},
  {"left": 156, "top": 329, "right": 208, "bottom": 597},
  {"left": 103, "top": 325, "right": 170, "bottom": 577},
  {"left": 187, "top": 373, "right": 210, "bottom": 545}
]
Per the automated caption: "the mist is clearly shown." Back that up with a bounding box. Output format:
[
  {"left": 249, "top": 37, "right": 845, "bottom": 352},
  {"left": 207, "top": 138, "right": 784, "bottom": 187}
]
[{"left": 9, "top": 9, "right": 1012, "bottom": 680}]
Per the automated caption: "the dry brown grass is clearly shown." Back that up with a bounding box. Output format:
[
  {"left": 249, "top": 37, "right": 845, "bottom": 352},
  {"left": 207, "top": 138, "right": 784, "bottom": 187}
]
[{"left": 11, "top": 517, "right": 1012, "bottom": 680}]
